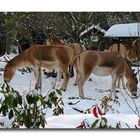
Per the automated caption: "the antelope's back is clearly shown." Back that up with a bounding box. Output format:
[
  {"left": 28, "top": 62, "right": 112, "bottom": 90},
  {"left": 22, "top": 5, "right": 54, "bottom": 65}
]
[{"left": 79, "top": 50, "right": 124, "bottom": 68}]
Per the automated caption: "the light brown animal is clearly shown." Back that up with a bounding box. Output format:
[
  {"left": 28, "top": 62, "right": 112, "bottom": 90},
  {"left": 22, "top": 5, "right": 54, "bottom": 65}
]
[
  {"left": 131, "top": 38, "right": 140, "bottom": 60},
  {"left": 108, "top": 42, "right": 138, "bottom": 62},
  {"left": 76, "top": 51, "right": 138, "bottom": 99},
  {"left": 108, "top": 42, "right": 138, "bottom": 89},
  {"left": 46, "top": 35, "right": 86, "bottom": 85},
  {"left": 46, "top": 35, "right": 65, "bottom": 45},
  {"left": 4, "top": 44, "right": 74, "bottom": 91},
  {"left": 46, "top": 35, "right": 86, "bottom": 57}
]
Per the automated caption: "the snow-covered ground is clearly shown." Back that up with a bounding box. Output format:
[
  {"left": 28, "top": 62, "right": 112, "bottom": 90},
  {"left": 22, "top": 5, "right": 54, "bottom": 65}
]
[{"left": 0, "top": 53, "right": 140, "bottom": 129}]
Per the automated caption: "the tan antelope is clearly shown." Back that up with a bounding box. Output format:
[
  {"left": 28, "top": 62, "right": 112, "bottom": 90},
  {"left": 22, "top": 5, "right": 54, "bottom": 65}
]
[
  {"left": 76, "top": 51, "right": 138, "bottom": 99},
  {"left": 46, "top": 35, "right": 86, "bottom": 54},
  {"left": 131, "top": 38, "right": 140, "bottom": 60},
  {"left": 46, "top": 35, "right": 65, "bottom": 45},
  {"left": 108, "top": 42, "right": 138, "bottom": 89},
  {"left": 108, "top": 42, "right": 138, "bottom": 62},
  {"left": 4, "top": 44, "right": 74, "bottom": 91},
  {"left": 46, "top": 35, "right": 86, "bottom": 85}
]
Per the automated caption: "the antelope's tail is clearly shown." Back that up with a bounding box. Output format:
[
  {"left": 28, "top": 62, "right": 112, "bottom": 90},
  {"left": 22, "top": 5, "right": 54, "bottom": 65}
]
[{"left": 71, "top": 55, "right": 80, "bottom": 67}]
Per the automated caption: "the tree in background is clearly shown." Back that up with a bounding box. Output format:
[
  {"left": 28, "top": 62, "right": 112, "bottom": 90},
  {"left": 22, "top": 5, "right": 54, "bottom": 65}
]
[
  {"left": 0, "top": 13, "right": 6, "bottom": 56},
  {"left": 1, "top": 12, "right": 140, "bottom": 54}
]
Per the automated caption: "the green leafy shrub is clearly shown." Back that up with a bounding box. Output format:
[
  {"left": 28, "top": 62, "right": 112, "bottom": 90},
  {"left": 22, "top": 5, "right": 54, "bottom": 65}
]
[
  {"left": 91, "top": 117, "right": 121, "bottom": 129},
  {"left": 0, "top": 82, "right": 64, "bottom": 128}
]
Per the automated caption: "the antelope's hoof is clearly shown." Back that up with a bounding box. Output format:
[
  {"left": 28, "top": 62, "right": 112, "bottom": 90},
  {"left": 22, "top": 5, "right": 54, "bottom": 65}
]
[
  {"left": 62, "top": 89, "right": 66, "bottom": 92},
  {"left": 35, "top": 84, "right": 41, "bottom": 90},
  {"left": 73, "top": 83, "right": 77, "bottom": 86},
  {"left": 35, "top": 85, "right": 38, "bottom": 90},
  {"left": 115, "top": 96, "right": 118, "bottom": 99},
  {"left": 88, "top": 78, "right": 92, "bottom": 81},
  {"left": 60, "top": 88, "right": 66, "bottom": 92},
  {"left": 79, "top": 95, "right": 85, "bottom": 99}
]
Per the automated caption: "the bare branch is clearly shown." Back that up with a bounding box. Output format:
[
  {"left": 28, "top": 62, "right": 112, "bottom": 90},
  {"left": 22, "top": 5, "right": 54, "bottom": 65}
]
[
  {"left": 70, "top": 12, "right": 78, "bottom": 24},
  {"left": 120, "top": 88, "right": 140, "bottom": 118},
  {"left": 88, "top": 12, "right": 93, "bottom": 21},
  {"left": 63, "top": 14, "right": 73, "bottom": 30},
  {"left": 72, "top": 12, "right": 81, "bottom": 23}
]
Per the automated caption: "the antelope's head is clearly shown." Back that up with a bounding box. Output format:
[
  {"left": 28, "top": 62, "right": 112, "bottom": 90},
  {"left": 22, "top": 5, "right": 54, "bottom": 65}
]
[
  {"left": 126, "top": 73, "right": 138, "bottom": 98},
  {"left": 3, "top": 62, "right": 16, "bottom": 82}
]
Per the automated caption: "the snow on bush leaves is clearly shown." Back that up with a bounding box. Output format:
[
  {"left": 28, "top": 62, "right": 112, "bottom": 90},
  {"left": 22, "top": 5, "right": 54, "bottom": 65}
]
[{"left": 0, "top": 82, "right": 64, "bottom": 128}]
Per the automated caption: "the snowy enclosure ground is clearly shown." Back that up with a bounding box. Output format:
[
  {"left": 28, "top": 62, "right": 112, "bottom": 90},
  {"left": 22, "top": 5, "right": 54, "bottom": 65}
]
[{"left": 0, "top": 53, "right": 140, "bottom": 129}]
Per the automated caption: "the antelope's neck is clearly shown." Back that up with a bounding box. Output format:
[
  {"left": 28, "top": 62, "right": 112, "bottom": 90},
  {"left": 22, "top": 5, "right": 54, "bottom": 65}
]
[
  {"left": 10, "top": 52, "right": 29, "bottom": 69},
  {"left": 124, "top": 62, "right": 133, "bottom": 82}
]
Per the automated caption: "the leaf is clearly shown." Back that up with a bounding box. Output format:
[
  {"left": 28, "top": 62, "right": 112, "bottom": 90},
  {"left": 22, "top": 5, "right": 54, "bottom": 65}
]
[
  {"left": 39, "top": 95, "right": 47, "bottom": 108},
  {"left": 9, "top": 109, "right": 14, "bottom": 120},
  {"left": 13, "top": 98, "right": 18, "bottom": 107},
  {"left": 91, "top": 119, "right": 100, "bottom": 128},
  {"left": 11, "top": 87, "right": 15, "bottom": 93},
  {"left": 108, "top": 126, "right": 113, "bottom": 128},
  {"left": 14, "top": 90, "right": 20, "bottom": 95},
  {"left": 46, "top": 100, "right": 52, "bottom": 108},
  {"left": 49, "top": 92, "right": 55, "bottom": 99},
  {"left": 17, "top": 95, "right": 22, "bottom": 105},
  {"left": 7, "top": 95, "right": 13, "bottom": 106},
  {"left": 102, "top": 117, "right": 108, "bottom": 124},
  {"left": 5, "top": 84, "right": 10, "bottom": 92},
  {"left": 2, "top": 105, "right": 8, "bottom": 116},
  {"left": 1, "top": 83, "right": 5, "bottom": 91},
  {"left": 40, "top": 116, "right": 45, "bottom": 128},
  {"left": 0, "top": 107, "right": 2, "bottom": 113},
  {"left": 49, "top": 92, "right": 58, "bottom": 106},
  {"left": 34, "top": 95, "right": 39, "bottom": 102},
  {"left": 26, "top": 94, "right": 33, "bottom": 104},
  {"left": 56, "top": 89, "right": 62, "bottom": 95}
]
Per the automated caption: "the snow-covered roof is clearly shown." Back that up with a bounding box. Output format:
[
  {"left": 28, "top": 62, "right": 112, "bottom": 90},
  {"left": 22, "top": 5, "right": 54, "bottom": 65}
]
[
  {"left": 104, "top": 23, "right": 140, "bottom": 37},
  {"left": 80, "top": 24, "right": 106, "bottom": 37}
]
